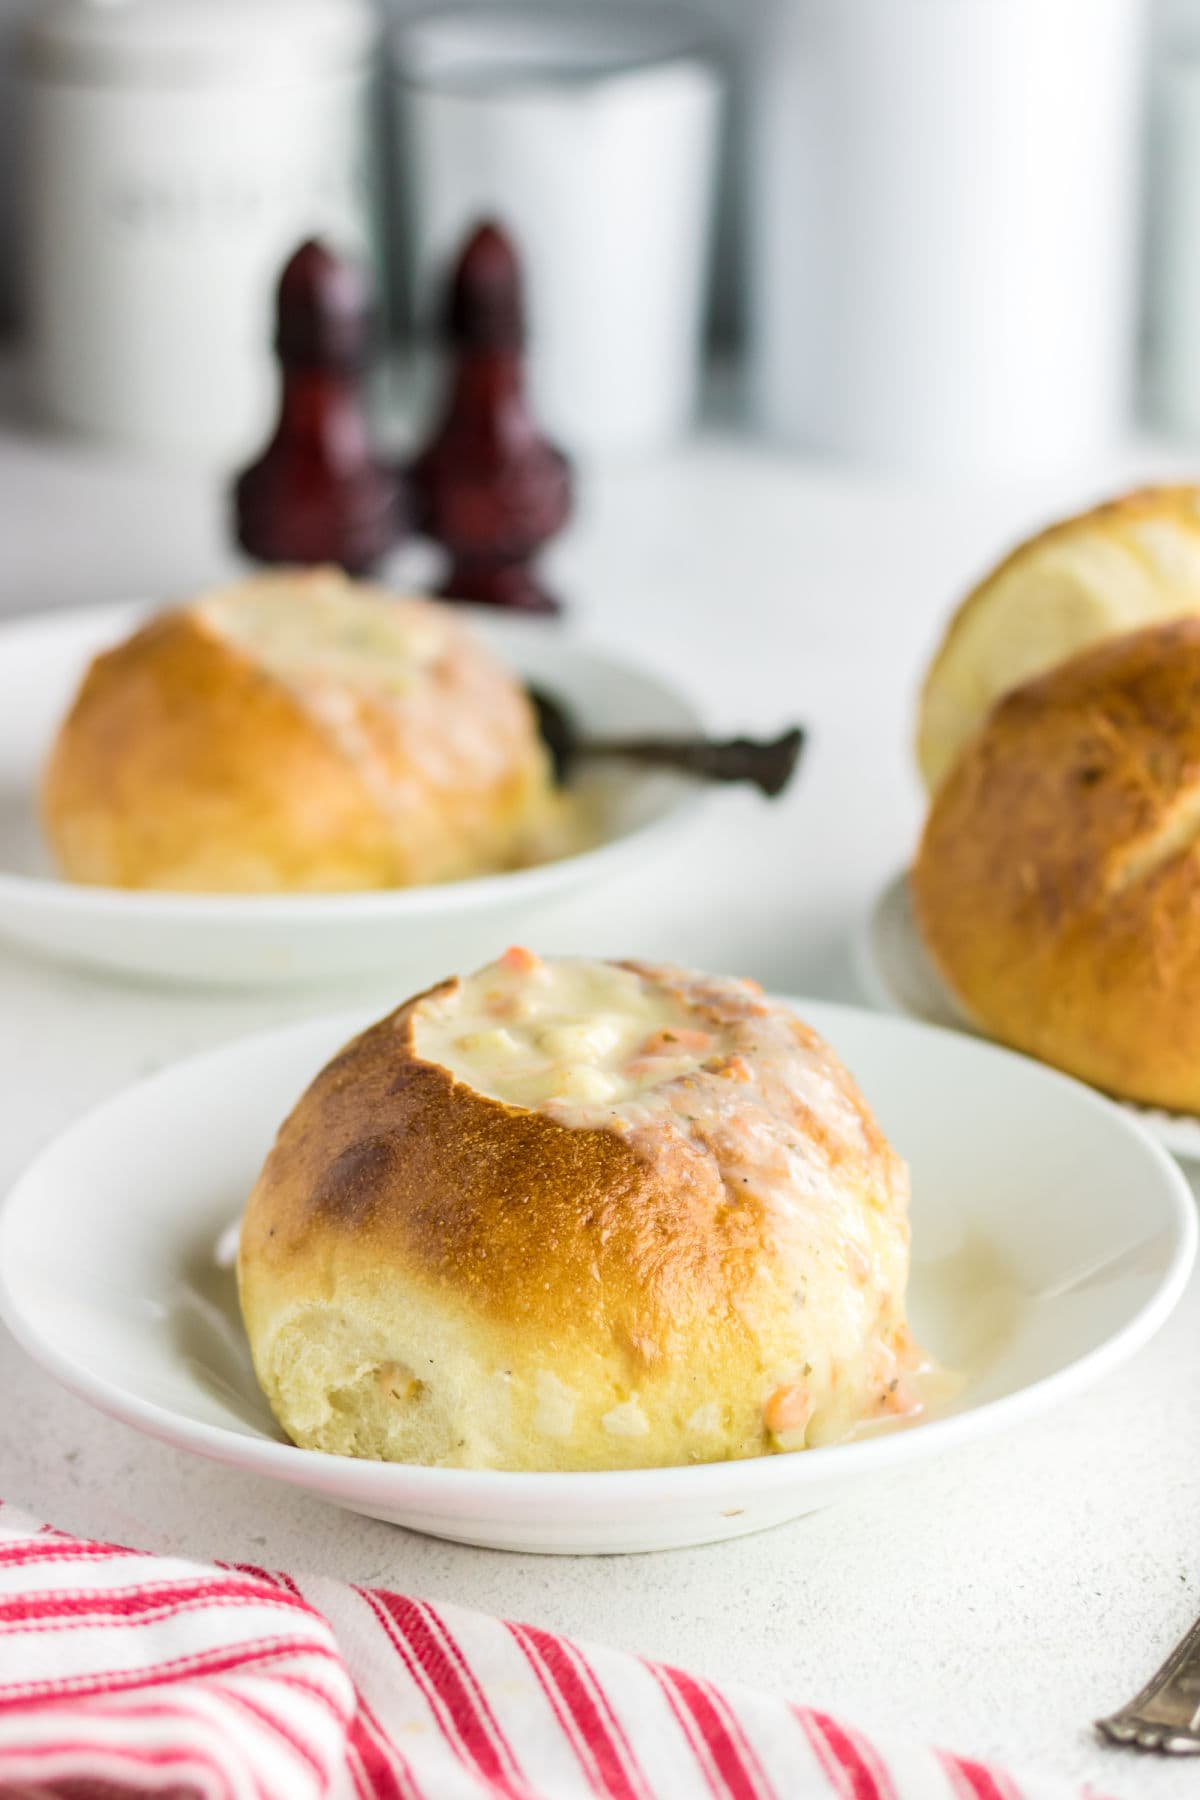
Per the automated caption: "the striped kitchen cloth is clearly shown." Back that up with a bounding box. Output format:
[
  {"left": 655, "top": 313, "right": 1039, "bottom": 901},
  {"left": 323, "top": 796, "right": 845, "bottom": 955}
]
[{"left": 0, "top": 1501, "right": 1110, "bottom": 1800}]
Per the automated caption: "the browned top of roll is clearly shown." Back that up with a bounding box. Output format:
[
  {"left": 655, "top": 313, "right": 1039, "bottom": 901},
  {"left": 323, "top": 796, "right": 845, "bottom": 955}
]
[{"left": 244, "top": 984, "right": 832, "bottom": 1356}]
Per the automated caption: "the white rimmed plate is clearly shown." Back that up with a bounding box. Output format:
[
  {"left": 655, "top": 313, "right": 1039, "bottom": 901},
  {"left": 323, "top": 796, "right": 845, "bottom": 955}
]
[
  {"left": 857, "top": 870, "right": 1200, "bottom": 1163},
  {"left": 1, "top": 998, "right": 1193, "bottom": 1554},
  {"left": 0, "top": 603, "right": 707, "bottom": 987}
]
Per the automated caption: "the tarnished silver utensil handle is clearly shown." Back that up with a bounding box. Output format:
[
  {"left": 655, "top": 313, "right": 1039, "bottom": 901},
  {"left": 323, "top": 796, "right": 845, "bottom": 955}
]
[{"left": 1097, "top": 1613, "right": 1200, "bottom": 1754}]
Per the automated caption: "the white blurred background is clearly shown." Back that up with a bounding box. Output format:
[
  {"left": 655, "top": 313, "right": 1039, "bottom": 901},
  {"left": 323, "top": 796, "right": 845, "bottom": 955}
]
[
  {"left": 5, "top": 0, "right": 1200, "bottom": 474},
  {"left": 0, "top": 0, "right": 1188, "bottom": 340},
  {"left": 0, "top": 0, "right": 747, "bottom": 339}
]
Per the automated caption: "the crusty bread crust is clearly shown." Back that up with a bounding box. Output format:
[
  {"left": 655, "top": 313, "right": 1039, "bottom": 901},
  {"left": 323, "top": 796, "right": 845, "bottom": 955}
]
[
  {"left": 913, "top": 616, "right": 1200, "bottom": 1110},
  {"left": 237, "top": 979, "right": 913, "bottom": 1471}
]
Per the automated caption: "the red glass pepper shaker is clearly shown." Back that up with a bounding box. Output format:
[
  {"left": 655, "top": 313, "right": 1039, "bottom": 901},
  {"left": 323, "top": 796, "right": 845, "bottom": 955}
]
[
  {"left": 409, "top": 222, "right": 572, "bottom": 614},
  {"left": 233, "top": 239, "right": 406, "bottom": 576}
]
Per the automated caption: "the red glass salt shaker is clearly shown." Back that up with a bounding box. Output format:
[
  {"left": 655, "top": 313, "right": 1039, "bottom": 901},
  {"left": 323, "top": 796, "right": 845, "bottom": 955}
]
[
  {"left": 233, "top": 240, "right": 405, "bottom": 576},
  {"left": 409, "top": 222, "right": 572, "bottom": 614}
]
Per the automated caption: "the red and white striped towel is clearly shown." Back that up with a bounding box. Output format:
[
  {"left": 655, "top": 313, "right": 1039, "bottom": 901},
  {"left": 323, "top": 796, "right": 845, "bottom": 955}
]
[{"left": 0, "top": 1501, "right": 1111, "bottom": 1800}]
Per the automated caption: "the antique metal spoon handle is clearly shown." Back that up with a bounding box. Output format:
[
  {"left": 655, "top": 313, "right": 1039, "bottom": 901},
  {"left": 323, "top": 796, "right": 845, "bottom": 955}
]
[
  {"left": 527, "top": 685, "right": 804, "bottom": 797},
  {"left": 1097, "top": 1612, "right": 1200, "bottom": 1753},
  {"left": 579, "top": 727, "right": 804, "bottom": 798}
]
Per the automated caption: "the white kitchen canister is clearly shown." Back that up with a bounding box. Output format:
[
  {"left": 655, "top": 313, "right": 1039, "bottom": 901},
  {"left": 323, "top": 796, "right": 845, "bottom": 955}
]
[
  {"left": 1145, "top": 46, "right": 1200, "bottom": 437},
  {"left": 390, "top": 5, "right": 722, "bottom": 460},
  {"left": 747, "top": 0, "right": 1148, "bottom": 478},
  {"left": 23, "top": 0, "right": 377, "bottom": 464}
]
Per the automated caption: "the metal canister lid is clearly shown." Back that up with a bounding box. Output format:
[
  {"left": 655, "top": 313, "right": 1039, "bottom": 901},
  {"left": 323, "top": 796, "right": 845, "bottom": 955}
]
[{"left": 25, "top": 0, "right": 376, "bottom": 88}]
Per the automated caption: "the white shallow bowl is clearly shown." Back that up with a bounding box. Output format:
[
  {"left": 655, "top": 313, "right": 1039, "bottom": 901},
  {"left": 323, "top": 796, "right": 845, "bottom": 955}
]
[
  {"left": 0, "top": 602, "right": 706, "bottom": 988},
  {"left": 858, "top": 869, "right": 1200, "bottom": 1163},
  {"left": 1, "top": 998, "right": 1193, "bottom": 1555}
]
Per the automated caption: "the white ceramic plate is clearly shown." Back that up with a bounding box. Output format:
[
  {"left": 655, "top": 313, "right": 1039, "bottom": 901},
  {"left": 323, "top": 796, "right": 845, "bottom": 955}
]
[
  {"left": 858, "top": 870, "right": 1200, "bottom": 1163},
  {"left": 0, "top": 603, "right": 707, "bottom": 987},
  {"left": 1, "top": 998, "right": 1193, "bottom": 1555}
]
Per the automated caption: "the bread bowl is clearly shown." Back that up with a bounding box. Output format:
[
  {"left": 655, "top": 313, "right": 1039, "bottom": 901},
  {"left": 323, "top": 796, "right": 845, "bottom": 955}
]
[
  {"left": 237, "top": 949, "right": 924, "bottom": 1471},
  {"left": 913, "top": 617, "right": 1200, "bottom": 1112},
  {"left": 916, "top": 485, "right": 1200, "bottom": 793},
  {"left": 42, "top": 568, "right": 557, "bottom": 893}
]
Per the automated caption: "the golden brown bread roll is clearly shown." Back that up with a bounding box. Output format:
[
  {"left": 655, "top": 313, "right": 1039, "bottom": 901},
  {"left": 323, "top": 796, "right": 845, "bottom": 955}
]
[
  {"left": 913, "top": 617, "right": 1200, "bottom": 1111},
  {"left": 916, "top": 485, "right": 1200, "bottom": 792},
  {"left": 42, "top": 568, "right": 556, "bottom": 892},
  {"left": 238, "top": 950, "right": 924, "bottom": 1471}
]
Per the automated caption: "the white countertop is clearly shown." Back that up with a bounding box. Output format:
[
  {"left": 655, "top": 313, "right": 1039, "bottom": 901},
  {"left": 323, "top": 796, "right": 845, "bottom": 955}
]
[{"left": 2, "top": 404, "right": 1198, "bottom": 1797}]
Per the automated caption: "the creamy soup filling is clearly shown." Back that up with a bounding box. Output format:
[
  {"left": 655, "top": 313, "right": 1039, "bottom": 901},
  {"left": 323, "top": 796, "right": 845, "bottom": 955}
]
[
  {"left": 197, "top": 582, "right": 561, "bottom": 847},
  {"left": 199, "top": 580, "right": 448, "bottom": 697},
  {"left": 414, "top": 948, "right": 743, "bottom": 1111},
  {"left": 413, "top": 948, "right": 886, "bottom": 1210}
]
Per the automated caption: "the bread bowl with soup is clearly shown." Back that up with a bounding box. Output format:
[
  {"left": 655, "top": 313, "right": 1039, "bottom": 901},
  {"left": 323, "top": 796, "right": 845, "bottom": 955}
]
[
  {"left": 42, "top": 568, "right": 557, "bottom": 893},
  {"left": 237, "top": 950, "right": 926, "bottom": 1472}
]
